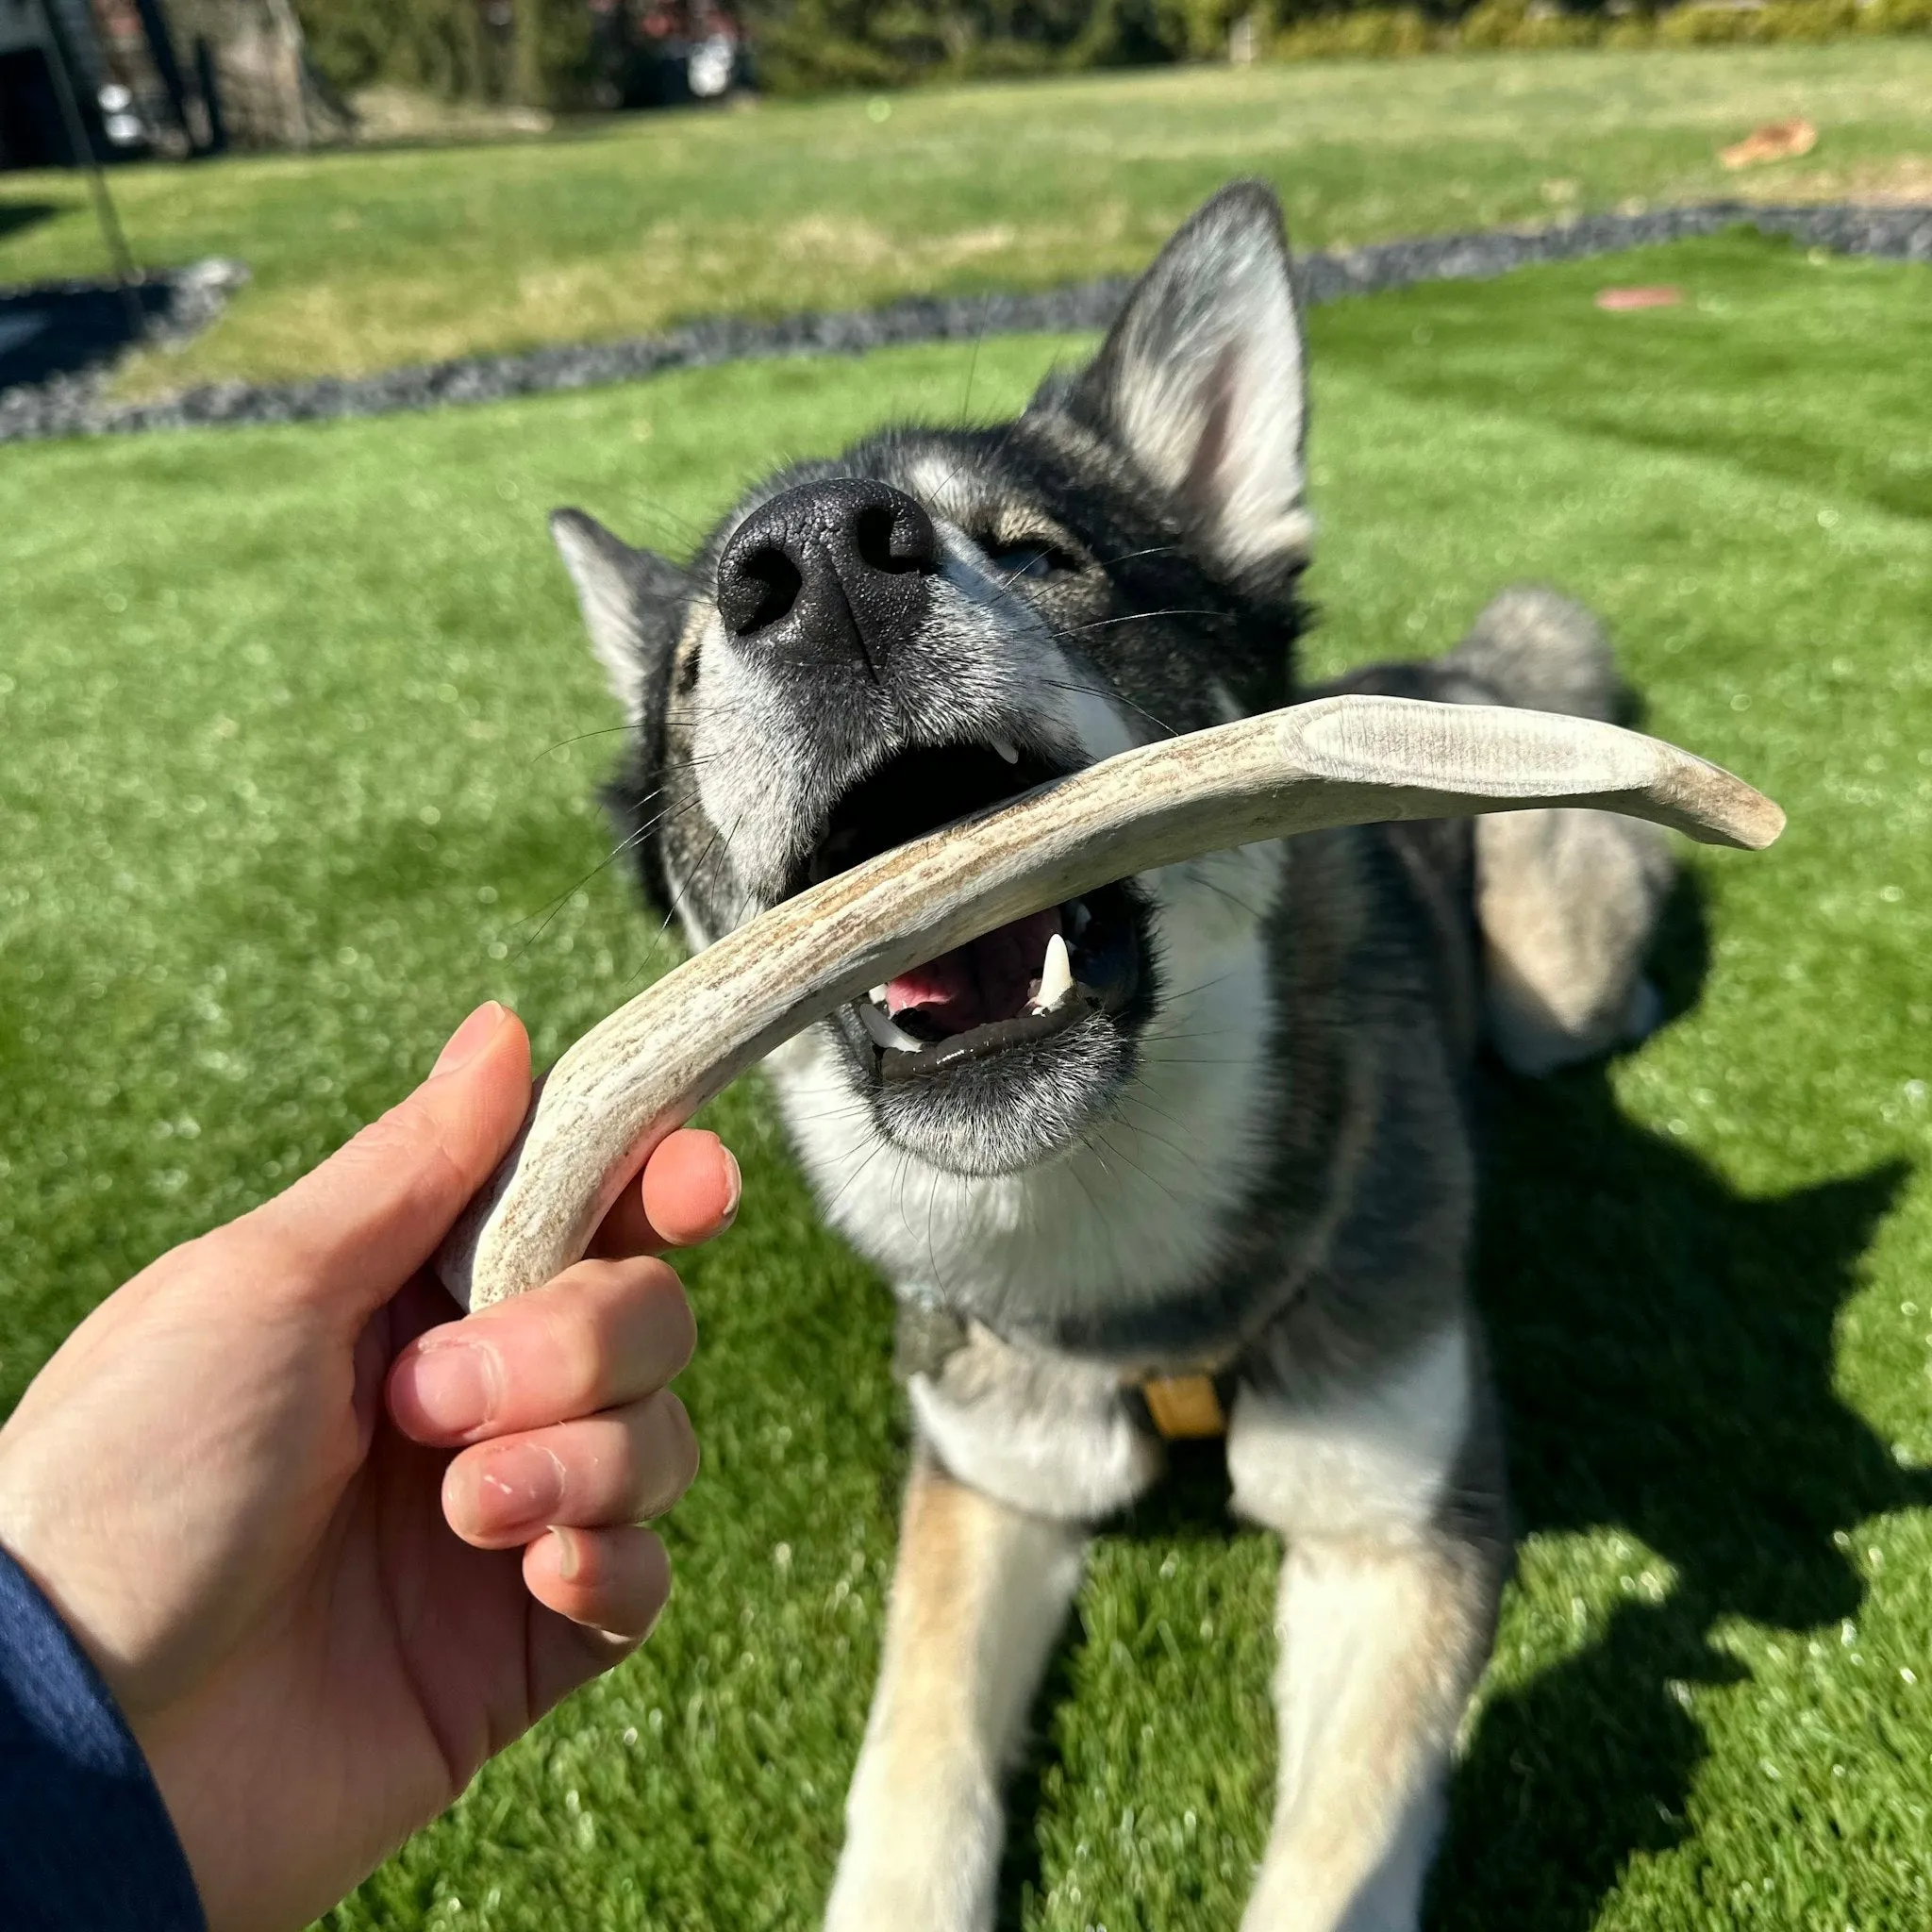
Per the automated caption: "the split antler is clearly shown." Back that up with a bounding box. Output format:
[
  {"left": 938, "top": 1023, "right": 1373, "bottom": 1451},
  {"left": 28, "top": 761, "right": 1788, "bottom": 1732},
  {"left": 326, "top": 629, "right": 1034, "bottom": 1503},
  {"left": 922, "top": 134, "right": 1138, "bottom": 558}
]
[{"left": 437, "top": 694, "right": 1782, "bottom": 1309}]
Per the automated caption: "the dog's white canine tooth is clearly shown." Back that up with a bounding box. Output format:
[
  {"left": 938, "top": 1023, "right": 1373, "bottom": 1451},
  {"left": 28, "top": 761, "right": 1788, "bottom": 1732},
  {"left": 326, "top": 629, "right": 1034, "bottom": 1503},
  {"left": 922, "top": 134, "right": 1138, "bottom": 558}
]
[
  {"left": 869, "top": 984, "right": 890, "bottom": 1005},
  {"left": 858, "top": 1000, "right": 924, "bottom": 1054},
  {"left": 1036, "top": 931, "right": 1074, "bottom": 1012},
  {"left": 991, "top": 737, "right": 1020, "bottom": 765}
]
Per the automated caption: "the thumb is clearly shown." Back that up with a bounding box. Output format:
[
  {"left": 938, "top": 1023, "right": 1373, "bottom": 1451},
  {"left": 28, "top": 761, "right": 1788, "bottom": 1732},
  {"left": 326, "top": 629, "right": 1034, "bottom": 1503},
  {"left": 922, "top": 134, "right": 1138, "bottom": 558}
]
[{"left": 230, "top": 1003, "right": 532, "bottom": 1324}]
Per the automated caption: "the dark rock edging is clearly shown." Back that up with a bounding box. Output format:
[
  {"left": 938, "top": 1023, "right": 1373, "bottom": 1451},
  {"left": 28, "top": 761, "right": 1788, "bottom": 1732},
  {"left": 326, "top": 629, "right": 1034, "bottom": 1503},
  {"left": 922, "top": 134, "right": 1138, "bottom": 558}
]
[
  {"left": 0, "top": 258, "right": 247, "bottom": 442},
  {"left": 3, "top": 203, "right": 1925, "bottom": 445}
]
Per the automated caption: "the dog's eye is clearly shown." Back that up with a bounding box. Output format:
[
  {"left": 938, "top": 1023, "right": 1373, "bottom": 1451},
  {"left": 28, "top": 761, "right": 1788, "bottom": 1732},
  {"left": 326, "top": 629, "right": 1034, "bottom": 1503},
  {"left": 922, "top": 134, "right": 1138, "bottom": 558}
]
[{"left": 985, "top": 539, "right": 1078, "bottom": 582}]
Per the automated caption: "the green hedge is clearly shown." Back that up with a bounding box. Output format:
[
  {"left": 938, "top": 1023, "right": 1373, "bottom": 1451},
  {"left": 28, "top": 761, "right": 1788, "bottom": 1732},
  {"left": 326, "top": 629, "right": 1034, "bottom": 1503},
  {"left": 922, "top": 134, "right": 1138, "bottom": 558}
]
[
  {"left": 298, "top": 0, "right": 591, "bottom": 106},
  {"left": 1275, "top": 0, "right": 1932, "bottom": 60},
  {"left": 295, "top": 0, "right": 1932, "bottom": 105}
]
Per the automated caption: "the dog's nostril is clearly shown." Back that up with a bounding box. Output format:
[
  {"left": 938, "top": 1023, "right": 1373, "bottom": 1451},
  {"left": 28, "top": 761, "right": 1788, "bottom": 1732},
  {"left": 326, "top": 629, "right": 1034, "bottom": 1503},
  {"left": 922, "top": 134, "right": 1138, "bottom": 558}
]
[
  {"left": 721, "top": 543, "right": 803, "bottom": 638},
  {"left": 715, "top": 478, "right": 938, "bottom": 662},
  {"left": 853, "top": 506, "right": 898, "bottom": 575},
  {"left": 854, "top": 500, "right": 939, "bottom": 577}
]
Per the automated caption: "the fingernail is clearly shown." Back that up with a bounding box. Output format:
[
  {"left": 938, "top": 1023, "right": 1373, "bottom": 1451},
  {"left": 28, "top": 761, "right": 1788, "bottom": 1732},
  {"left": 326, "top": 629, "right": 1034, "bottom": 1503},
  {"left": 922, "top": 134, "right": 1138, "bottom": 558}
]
[
  {"left": 472, "top": 1442, "right": 565, "bottom": 1531},
  {"left": 552, "top": 1524, "right": 582, "bottom": 1581},
  {"left": 407, "top": 1340, "right": 499, "bottom": 1434},
  {"left": 719, "top": 1147, "right": 742, "bottom": 1226},
  {"left": 432, "top": 1002, "right": 506, "bottom": 1078}
]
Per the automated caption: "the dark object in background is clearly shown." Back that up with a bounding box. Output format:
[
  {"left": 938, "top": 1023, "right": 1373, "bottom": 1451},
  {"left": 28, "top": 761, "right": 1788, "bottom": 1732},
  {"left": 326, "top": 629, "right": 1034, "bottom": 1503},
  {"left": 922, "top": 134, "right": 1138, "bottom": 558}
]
[
  {"left": 0, "top": 0, "right": 126, "bottom": 167},
  {"left": 191, "top": 29, "right": 224, "bottom": 146},
  {"left": 587, "top": 0, "right": 748, "bottom": 108},
  {"left": 2, "top": 0, "right": 145, "bottom": 336},
  {"left": 0, "top": 0, "right": 196, "bottom": 165},
  {"left": 0, "top": 45, "right": 78, "bottom": 167},
  {"left": 130, "top": 0, "right": 194, "bottom": 139},
  {"left": 1, "top": 0, "right": 349, "bottom": 168}
]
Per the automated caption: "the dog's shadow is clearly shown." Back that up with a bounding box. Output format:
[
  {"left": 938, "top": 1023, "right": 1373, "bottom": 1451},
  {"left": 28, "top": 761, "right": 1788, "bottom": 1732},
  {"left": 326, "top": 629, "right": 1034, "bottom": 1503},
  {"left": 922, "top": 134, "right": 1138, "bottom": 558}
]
[
  {"left": 1433, "top": 879, "right": 1919, "bottom": 1928},
  {"left": 998, "top": 878, "right": 1920, "bottom": 1930}
]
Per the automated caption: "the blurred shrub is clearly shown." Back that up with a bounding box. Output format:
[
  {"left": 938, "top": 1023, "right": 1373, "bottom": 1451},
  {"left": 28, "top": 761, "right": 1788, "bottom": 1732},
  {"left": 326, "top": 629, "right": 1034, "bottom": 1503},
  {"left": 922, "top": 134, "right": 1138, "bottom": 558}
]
[
  {"left": 744, "top": 0, "right": 1192, "bottom": 92},
  {"left": 1274, "top": 3, "right": 1431, "bottom": 55},
  {"left": 295, "top": 0, "right": 1932, "bottom": 103},
  {"left": 1275, "top": 0, "right": 1931, "bottom": 62},
  {"left": 299, "top": 0, "right": 591, "bottom": 106},
  {"left": 1459, "top": 0, "right": 1599, "bottom": 46}
]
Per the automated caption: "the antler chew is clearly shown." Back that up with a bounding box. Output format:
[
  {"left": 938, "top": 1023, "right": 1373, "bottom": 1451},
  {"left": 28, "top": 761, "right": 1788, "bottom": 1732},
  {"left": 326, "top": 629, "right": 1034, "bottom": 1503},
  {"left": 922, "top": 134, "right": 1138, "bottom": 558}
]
[{"left": 437, "top": 694, "right": 1783, "bottom": 1309}]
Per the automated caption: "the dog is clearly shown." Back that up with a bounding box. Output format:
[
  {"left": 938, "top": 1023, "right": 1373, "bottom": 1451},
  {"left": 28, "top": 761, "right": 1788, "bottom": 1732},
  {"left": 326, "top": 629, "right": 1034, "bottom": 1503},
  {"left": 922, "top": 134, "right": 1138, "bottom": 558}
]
[{"left": 548, "top": 180, "right": 1673, "bottom": 1930}]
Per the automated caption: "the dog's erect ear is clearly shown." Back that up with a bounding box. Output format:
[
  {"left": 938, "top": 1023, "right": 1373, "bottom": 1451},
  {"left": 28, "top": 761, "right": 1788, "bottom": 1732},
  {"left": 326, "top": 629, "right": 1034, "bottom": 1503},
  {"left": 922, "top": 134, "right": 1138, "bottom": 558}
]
[
  {"left": 1062, "top": 181, "right": 1311, "bottom": 577},
  {"left": 549, "top": 508, "right": 690, "bottom": 723}
]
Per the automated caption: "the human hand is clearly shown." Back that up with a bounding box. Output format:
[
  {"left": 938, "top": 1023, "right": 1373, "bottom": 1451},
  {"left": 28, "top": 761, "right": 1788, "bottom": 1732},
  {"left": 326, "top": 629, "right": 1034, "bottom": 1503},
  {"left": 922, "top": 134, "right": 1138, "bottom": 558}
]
[{"left": 0, "top": 1003, "right": 739, "bottom": 1932}]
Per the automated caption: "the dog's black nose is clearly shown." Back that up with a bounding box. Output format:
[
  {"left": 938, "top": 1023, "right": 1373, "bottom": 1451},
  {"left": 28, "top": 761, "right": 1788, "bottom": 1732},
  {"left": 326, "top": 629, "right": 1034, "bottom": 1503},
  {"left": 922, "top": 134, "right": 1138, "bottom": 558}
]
[{"left": 715, "top": 478, "right": 940, "bottom": 677}]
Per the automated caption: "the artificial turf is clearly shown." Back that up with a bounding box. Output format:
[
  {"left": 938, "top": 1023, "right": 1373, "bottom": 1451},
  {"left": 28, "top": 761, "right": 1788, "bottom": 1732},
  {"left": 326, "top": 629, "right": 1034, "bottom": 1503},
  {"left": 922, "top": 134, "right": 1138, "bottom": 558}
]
[
  {"left": 2, "top": 227, "right": 1930, "bottom": 1929},
  {"left": 2, "top": 44, "right": 1931, "bottom": 394}
]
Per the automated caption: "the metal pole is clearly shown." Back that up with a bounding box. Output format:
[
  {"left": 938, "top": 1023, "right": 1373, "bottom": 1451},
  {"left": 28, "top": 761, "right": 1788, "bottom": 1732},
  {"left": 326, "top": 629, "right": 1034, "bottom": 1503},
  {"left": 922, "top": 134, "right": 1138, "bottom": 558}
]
[{"left": 34, "top": 0, "right": 146, "bottom": 341}]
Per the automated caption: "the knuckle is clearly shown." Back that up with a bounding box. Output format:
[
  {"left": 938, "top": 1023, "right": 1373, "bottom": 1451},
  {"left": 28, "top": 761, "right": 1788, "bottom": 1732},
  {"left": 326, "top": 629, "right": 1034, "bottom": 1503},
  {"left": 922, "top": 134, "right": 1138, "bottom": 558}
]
[
  {"left": 536, "top": 1298, "right": 608, "bottom": 1409},
  {"left": 578, "top": 1257, "right": 695, "bottom": 1374},
  {"left": 342, "top": 1108, "right": 469, "bottom": 1220},
  {"left": 491, "top": 1257, "right": 695, "bottom": 1417}
]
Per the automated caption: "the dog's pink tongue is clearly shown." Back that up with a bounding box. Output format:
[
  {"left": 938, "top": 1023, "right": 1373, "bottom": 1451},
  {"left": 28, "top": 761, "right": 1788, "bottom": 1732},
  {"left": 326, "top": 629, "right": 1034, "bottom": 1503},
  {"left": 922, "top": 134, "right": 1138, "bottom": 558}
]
[{"left": 885, "top": 908, "right": 1062, "bottom": 1036}]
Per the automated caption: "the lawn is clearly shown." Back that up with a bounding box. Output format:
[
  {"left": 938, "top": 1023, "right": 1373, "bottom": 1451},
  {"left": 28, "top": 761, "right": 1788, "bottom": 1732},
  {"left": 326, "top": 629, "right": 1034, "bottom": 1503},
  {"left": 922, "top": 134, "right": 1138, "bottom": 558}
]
[
  {"left": 1, "top": 44, "right": 1930, "bottom": 394},
  {"left": 4, "top": 227, "right": 1932, "bottom": 1929}
]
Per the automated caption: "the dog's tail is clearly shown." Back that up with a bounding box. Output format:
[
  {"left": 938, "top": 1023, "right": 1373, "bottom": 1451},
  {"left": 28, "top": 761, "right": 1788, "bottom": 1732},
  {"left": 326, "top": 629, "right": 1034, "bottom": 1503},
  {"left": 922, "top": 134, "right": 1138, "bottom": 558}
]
[{"left": 1443, "top": 584, "right": 1627, "bottom": 724}]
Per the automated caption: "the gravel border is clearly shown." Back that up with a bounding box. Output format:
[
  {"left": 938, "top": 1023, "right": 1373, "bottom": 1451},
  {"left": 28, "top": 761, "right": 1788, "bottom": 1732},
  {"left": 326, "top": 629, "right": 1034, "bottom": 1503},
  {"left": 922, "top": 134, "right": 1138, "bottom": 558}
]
[
  {"left": 0, "top": 258, "right": 247, "bottom": 441},
  {"left": 3, "top": 201, "right": 1926, "bottom": 445}
]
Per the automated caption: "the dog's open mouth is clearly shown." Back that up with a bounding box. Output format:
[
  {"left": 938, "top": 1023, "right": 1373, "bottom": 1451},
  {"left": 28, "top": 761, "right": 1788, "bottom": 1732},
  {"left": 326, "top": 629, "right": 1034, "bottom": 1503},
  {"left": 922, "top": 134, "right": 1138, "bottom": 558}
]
[{"left": 793, "top": 742, "right": 1142, "bottom": 1081}]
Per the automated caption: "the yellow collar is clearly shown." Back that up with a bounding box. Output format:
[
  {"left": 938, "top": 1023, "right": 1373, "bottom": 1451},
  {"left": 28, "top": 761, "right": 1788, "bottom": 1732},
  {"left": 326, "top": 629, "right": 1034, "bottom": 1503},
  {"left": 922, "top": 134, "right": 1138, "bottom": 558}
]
[{"left": 1140, "top": 1374, "right": 1226, "bottom": 1440}]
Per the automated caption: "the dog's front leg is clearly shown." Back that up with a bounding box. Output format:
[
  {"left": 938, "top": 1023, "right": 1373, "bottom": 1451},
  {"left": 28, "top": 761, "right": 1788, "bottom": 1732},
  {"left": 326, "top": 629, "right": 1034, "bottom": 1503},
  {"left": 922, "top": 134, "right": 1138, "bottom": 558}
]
[
  {"left": 825, "top": 1453, "right": 1087, "bottom": 1932},
  {"left": 1227, "top": 1316, "right": 1507, "bottom": 1932}
]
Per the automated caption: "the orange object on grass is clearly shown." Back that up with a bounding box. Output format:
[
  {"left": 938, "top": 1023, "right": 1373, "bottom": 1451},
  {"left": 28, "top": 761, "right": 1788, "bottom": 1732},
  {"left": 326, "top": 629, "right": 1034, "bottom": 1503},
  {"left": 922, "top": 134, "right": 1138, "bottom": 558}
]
[
  {"left": 1720, "top": 118, "right": 1819, "bottom": 169},
  {"left": 1595, "top": 286, "right": 1685, "bottom": 312}
]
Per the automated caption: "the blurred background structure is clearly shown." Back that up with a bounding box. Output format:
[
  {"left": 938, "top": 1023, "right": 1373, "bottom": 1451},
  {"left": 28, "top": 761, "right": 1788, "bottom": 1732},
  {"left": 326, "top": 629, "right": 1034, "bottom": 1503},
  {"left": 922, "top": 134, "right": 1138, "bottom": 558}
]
[
  {"left": 0, "top": 0, "right": 360, "bottom": 164},
  {"left": 6, "top": 0, "right": 1929, "bottom": 166},
  {"left": 0, "top": 0, "right": 750, "bottom": 165}
]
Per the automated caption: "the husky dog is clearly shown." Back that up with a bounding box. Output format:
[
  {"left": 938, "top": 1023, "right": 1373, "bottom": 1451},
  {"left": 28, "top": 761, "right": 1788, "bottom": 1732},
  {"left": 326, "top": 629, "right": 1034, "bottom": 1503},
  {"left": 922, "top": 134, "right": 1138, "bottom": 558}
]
[{"left": 550, "top": 182, "right": 1672, "bottom": 1930}]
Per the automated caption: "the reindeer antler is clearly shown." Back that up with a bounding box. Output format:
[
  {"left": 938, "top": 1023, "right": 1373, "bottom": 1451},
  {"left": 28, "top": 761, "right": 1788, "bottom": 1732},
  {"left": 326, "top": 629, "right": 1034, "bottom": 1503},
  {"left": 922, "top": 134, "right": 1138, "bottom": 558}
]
[{"left": 437, "top": 694, "right": 1782, "bottom": 1308}]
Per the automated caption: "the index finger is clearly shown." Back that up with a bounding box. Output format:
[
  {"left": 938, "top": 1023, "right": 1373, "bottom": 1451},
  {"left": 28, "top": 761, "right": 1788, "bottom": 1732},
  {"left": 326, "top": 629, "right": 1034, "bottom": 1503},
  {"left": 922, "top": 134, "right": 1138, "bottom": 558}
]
[{"left": 590, "top": 1129, "right": 741, "bottom": 1258}]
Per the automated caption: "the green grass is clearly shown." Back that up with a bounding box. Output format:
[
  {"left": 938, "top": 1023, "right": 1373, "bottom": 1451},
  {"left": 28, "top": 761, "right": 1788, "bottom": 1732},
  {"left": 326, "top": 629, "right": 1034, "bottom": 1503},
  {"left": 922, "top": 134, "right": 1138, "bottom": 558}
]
[
  {"left": 3, "top": 228, "right": 1931, "bottom": 1928},
  {"left": 3, "top": 44, "right": 1930, "bottom": 393}
]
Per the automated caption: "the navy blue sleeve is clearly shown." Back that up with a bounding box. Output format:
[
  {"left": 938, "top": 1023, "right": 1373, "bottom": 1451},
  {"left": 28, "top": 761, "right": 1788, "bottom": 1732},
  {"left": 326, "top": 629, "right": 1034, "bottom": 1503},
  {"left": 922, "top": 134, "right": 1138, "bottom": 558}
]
[{"left": 0, "top": 1546, "right": 206, "bottom": 1931}]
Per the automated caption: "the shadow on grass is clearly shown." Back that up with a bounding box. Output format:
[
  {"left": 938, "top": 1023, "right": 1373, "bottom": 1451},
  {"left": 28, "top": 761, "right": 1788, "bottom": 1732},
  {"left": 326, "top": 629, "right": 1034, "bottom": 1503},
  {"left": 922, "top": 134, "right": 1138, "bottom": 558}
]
[
  {"left": 0, "top": 200, "right": 57, "bottom": 244},
  {"left": 994, "top": 876, "right": 1918, "bottom": 1929},
  {"left": 1433, "top": 878, "right": 1920, "bottom": 1929},
  {"left": 0, "top": 276, "right": 175, "bottom": 390}
]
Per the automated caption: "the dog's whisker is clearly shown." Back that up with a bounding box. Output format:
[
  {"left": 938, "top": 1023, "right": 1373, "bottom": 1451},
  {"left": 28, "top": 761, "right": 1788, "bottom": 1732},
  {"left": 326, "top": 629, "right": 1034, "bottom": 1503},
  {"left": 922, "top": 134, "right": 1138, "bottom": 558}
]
[
  {"left": 1088, "top": 1123, "right": 1191, "bottom": 1210},
  {"left": 506, "top": 812, "right": 680, "bottom": 958},
  {"left": 1041, "top": 608, "right": 1237, "bottom": 641},
  {"left": 529, "top": 723, "right": 641, "bottom": 764},
  {"left": 819, "top": 1132, "right": 897, "bottom": 1222},
  {"left": 1026, "top": 674, "right": 1189, "bottom": 741}
]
